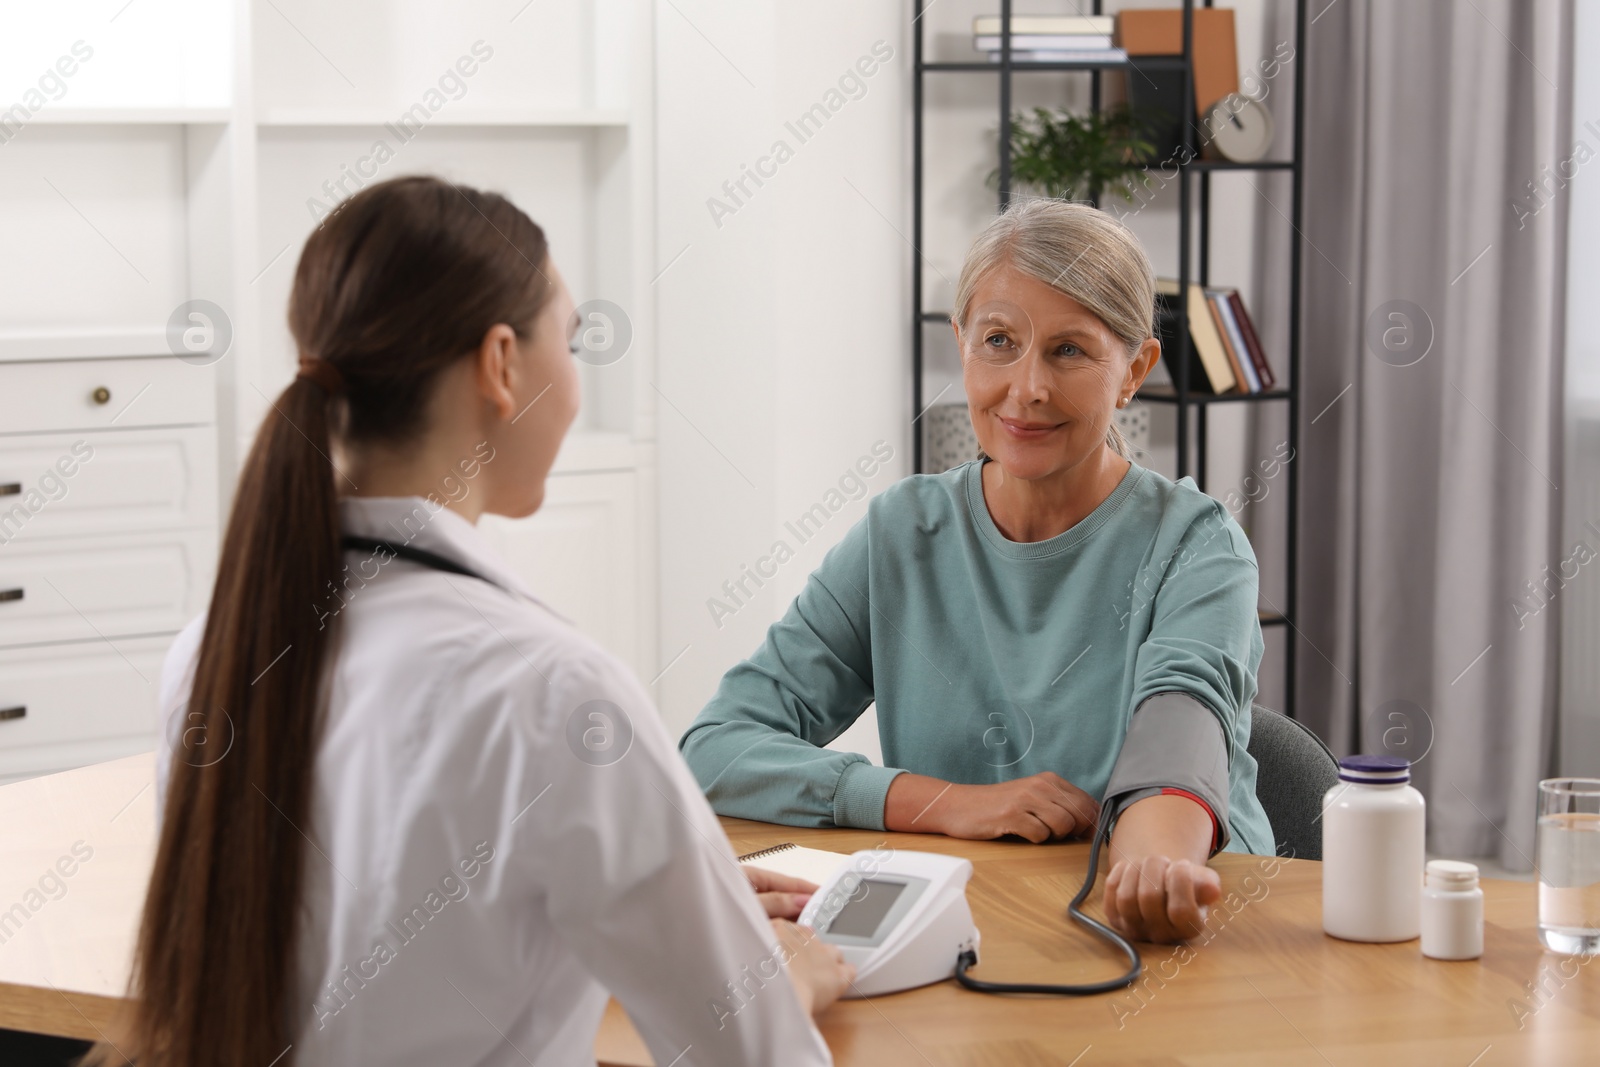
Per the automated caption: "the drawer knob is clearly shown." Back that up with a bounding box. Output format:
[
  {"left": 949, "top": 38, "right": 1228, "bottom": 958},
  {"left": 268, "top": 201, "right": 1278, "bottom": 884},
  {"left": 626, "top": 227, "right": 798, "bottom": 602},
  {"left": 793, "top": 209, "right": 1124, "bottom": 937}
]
[
  {"left": 0, "top": 706, "right": 24, "bottom": 722},
  {"left": 0, "top": 483, "right": 19, "bottom": 497},
  {"left": 0, "top": 589, "right": 22, "bottom": 603},
  {"left": 92, "top": 386, "right": 111, "bottom": 405}
]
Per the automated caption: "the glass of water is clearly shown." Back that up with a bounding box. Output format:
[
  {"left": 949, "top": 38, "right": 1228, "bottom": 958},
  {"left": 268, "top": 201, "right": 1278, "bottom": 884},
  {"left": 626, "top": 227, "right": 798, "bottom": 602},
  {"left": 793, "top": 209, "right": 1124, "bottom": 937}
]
[{"left": 1537, "top": 778, "right": 1600, "bottom": 954}]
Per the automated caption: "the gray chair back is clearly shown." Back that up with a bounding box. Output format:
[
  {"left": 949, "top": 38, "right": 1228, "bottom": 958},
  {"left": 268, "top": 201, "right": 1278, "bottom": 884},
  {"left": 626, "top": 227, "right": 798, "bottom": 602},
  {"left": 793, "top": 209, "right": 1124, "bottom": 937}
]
[{"left": 1246, "top": 703, "right": 1339, "bottom": 861}]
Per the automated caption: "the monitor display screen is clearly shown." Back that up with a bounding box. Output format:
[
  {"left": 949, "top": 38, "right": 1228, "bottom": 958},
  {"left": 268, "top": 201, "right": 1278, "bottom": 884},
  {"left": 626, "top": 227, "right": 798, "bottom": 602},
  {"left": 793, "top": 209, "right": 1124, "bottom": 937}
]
[{"left": 826, "top": 879, "right": 907, "bottom": 939}]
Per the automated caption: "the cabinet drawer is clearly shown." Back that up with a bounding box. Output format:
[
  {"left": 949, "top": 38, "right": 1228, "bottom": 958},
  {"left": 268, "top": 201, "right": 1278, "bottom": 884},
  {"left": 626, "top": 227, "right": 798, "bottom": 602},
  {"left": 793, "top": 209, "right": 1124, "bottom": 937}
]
[
  {"left": 0, "top": 530, "right": 214, "bottom": 648},
  {"left": 0, "top": 635, "right": 171, "bottom": 780},
  {"left": 0, "top": 358, "right": 214, "bottom": 434},
  {"left": 0, "top": 428, "right": 217, "bottom": 542}
]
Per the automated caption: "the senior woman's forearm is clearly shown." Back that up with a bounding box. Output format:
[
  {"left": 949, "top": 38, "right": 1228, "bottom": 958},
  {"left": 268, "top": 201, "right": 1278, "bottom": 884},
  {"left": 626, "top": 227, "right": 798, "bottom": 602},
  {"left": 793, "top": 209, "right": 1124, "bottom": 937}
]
[
  {"left": 1106, "top": 793, "right": 1214, "bottom": 868},
  {"left": 681, "top": 717, "right": 897, "bottom": 828},
  {"left": 678, "top": 527, "right": 888, "bottom": 826},
  {"left": 885, "top": 771, "right": 1102, "bottom": 840},
  {"left": 883, "top": 773, "right": 953, "bottom": 833}
]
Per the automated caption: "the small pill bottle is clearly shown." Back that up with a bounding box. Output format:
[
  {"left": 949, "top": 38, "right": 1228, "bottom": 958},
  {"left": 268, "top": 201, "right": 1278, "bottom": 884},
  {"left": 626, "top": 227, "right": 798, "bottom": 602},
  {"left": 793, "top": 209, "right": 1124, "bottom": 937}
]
[{"left": 1420, "top": 859, "right": 1483, "bottom": 960}]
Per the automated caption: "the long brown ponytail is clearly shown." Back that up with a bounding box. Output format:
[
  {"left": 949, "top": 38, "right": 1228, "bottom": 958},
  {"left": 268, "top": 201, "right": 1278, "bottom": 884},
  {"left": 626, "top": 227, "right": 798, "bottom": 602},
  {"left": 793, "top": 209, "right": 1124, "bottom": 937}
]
[{"left": 85, "top": 177, "right": 552, "bottom": 1066}]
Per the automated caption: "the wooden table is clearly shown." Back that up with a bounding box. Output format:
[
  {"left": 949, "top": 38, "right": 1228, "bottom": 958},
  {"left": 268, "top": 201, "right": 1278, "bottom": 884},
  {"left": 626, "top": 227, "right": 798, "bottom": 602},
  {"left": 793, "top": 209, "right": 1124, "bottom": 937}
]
[
  {"left": 596, "top": 819, "right": 1600, "bottom": 1066},
  {"left": 3, "top": 757, "right": 1597, "bottom": 1065},
  {"left": 0, "top": 752, "right": 153, "bottom": 1041}
]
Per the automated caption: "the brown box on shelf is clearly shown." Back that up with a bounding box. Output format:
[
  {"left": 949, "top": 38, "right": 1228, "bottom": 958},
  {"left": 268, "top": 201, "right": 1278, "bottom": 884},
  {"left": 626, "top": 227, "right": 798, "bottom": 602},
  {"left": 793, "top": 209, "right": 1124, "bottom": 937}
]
[{"left": 1114, "top": 8, "right": 1240, "bottom": 118}]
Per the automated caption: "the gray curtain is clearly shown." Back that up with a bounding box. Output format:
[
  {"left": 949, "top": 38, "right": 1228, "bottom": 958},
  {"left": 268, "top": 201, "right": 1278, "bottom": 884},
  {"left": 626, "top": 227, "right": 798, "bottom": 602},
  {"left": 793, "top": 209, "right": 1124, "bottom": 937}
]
[{"left": 1288, "top": 0, "right": 1572, "bottom": 870}]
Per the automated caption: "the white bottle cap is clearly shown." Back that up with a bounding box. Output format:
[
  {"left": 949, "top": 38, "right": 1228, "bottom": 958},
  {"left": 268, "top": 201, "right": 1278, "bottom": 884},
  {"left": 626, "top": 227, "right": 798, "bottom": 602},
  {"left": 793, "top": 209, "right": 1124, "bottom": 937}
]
[{"left": 1425, "top": 859, "right": 1479, "bottom": 889}]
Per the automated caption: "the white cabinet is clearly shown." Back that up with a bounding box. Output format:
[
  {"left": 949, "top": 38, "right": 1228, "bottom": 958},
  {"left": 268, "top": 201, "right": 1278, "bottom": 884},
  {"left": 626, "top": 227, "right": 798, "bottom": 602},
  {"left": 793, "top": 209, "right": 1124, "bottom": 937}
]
[
  {"left": 0, "top": 0, "right": 657, "bottom": 776},
  {"left": 0, "top": 530, "right": 215, "bottom": 648},
  {"left": 0, "top": 354, "right": 217, "bottom": 784},
  {"left": 0, "top": 357, "right": 216, "bottom": 433},
  {"left": 0, "top": 636, "right": 175, "bottom": 785},
  {"left": 479, "top": 464, "right": 640, "bottom": 677},
  {"left": 0, "top": 428, "right": 217, "bottom": 538}
]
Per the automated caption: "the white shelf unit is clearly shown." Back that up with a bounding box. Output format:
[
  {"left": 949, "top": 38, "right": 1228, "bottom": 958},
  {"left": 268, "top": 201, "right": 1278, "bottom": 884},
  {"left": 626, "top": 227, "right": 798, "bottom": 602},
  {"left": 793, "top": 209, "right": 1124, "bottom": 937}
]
[
  {"left": 0, "top": 0, "right": 658, "bottom": 781},
  {"left": 0, "top": 345, "right": 220, "bottom": 785},
  {"left": 27, "top": 108, "right": 234, "bottom": 124},
  {"left": 255, "top": 108, "right": 629, "bottom": 127}
]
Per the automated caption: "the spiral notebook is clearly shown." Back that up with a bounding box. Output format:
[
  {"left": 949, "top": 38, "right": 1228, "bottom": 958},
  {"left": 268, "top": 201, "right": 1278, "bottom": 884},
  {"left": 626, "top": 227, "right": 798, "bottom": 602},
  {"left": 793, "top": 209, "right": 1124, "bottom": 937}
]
[{"left": 737, "top": 842, "right": 852, "bottom": 886}]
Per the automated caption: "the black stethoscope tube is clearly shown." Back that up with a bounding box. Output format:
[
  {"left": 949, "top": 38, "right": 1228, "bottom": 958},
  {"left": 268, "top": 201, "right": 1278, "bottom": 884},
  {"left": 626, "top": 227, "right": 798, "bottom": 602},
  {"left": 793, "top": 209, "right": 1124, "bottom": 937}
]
[{"left": 953, "top": 808, "right": 1143, "bottom": 995}]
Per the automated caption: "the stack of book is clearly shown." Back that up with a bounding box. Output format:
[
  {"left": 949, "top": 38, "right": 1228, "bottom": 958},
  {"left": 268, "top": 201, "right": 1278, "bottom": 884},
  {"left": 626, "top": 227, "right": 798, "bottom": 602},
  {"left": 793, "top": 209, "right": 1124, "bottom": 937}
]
[
  {"left": 972, "top": 15, "right": 1126, "bottom": 64},
  {"left": 1114, "top": 8, "right": 1241, "bottom": 159},
  {"left": 1154, "top": 279, "right": 1278, "bottom": 395}
]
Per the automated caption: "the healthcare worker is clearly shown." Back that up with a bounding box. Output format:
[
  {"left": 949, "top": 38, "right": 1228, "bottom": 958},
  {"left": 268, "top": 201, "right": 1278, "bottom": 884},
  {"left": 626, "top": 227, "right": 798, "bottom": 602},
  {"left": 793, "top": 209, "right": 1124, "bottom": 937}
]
[{"left": 85, "top": 176, "right": 847, "bottom": 1067}]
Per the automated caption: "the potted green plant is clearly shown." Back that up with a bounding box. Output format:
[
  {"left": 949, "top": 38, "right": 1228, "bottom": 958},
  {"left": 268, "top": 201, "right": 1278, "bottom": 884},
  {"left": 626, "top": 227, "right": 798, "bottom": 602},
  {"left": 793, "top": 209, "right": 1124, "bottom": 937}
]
[{"left": 993, "top": 104, "right": 1158, "bottom": 203}]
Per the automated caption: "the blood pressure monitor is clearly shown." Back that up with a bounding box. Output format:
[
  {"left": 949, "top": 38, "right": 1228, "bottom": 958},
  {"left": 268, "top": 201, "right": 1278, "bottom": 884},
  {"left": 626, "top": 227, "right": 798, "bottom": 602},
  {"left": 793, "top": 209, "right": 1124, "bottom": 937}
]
[{"left": 797, "top": 849, "right": 980, "bottom": 997}]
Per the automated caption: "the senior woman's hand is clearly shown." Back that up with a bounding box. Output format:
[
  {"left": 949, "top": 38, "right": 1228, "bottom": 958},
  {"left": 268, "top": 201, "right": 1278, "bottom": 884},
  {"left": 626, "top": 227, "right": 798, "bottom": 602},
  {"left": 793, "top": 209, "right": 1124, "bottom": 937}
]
[
  {"left": 1101, "top": 792, "right": 1222, "bottom": 943},
  {"left": 1103, "top": 854, "right": 1222, "bottom": 942},
  {"left": 884, "top": 771, "right": 1100, "bottom": 842}
]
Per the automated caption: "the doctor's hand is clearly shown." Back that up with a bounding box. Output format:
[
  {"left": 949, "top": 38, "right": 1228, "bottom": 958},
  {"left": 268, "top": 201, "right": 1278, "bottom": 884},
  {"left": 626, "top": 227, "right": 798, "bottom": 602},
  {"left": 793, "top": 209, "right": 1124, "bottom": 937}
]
[
  {"left": 743, "top": 866, "right": 817, "bottom": 919},
  {"left": 884, "top": 771, "right": 1100, "bottom": 842},
  {"left": 773, "top": 920, "right": 855, "bottom": 1016}
]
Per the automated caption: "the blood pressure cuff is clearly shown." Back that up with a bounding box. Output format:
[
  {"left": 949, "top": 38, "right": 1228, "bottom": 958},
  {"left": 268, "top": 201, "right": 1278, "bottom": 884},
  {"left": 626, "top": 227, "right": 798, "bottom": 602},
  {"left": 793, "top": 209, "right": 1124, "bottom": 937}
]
[{"left": 1102, "top": 691, "right": 1231, "bottom": 856}]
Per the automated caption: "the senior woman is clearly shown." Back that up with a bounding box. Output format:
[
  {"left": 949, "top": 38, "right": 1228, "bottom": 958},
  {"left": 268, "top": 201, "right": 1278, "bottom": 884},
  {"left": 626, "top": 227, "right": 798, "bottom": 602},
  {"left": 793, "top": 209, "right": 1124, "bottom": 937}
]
[{"left": 680, "top": 199, "right": 1275, "bottom": 944}]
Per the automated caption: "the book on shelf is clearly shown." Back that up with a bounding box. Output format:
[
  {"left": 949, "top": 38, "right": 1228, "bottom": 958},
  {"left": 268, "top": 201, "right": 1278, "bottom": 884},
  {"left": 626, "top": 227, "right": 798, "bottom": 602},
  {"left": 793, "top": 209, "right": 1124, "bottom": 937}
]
[
  {"left": 972, "top": 15, "right": 1115, "bottom": 36},
  {"left": 1114, "top": 8, "right": 1240, "bottom": 119},
  {"left": 1122, "top": 57, "right": 1187, "bottom": 158},
  {"left": 1152, "top": 279, "right": 1277, "bottom": 396},
  {"left": 1112, "top": 8, "right": 1242, "bottom": 160},
  {"left": 974, "top": 33, "right": 1115, "bottom": 51},
  {"left": 1226, "top": 290, "right": 1276, "bottom": 390},
  {"left": 1205, "top": 286, "right": 1260, "bottom": 392},
  {"left": 1210, "top": 286, "right": 1278, "bottom": 392},
  {"left": 984, "top": 48, "right": 1128, "bottom": 63},
  {"left": 1155, "top": 278, "right": 1235, "bottom": 394},
  {"left": 971, "top": 14, "right": 1122, "bottom": 62}
]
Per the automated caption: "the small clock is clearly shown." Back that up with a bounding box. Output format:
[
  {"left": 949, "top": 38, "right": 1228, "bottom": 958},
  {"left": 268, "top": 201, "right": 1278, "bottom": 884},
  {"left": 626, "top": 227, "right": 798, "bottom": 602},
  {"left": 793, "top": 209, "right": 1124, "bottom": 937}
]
[{"left": 1205, "top": 93, "right": 1275, "bottom": 163}]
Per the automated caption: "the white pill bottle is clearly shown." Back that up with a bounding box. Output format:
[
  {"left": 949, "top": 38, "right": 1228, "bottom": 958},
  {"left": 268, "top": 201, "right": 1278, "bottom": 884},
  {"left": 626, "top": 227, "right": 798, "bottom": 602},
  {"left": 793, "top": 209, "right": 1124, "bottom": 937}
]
[
  {"left": 1421, "top": 859, "right": 1484, "bottom": 960},
  {"left": 1322, "top": 755, "right": 1426, "bottom": 942}
]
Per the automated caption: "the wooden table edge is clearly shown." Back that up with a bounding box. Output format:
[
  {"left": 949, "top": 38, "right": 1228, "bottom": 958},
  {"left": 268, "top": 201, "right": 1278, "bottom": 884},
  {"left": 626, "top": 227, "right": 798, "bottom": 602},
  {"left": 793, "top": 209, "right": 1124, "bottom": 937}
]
[{"left": 0, "top": 980, "right": 121, "bottom": 1043}]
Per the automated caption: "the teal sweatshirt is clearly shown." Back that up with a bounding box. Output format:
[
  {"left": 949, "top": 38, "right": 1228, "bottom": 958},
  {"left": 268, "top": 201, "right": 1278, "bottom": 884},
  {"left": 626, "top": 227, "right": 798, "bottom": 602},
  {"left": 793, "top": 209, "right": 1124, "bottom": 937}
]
[{"left": 680, "top": 459, "right": 1276, "bottom": 857}]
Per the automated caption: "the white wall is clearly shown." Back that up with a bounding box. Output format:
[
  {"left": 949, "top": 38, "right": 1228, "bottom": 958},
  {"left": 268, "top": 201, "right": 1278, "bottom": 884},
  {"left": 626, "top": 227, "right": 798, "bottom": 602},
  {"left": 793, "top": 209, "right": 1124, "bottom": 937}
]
[
  {"left": 245, "top": 0, "right": 639, "bottom": 442},
  {"left": 0, "top": 126, "right": 190, "bottom": 331},
  {"left": 0, "top": 2, "right": 231, "bottom": 110},
  {"left": 652, "top": 2, "right": 910, "bottom": 738}
]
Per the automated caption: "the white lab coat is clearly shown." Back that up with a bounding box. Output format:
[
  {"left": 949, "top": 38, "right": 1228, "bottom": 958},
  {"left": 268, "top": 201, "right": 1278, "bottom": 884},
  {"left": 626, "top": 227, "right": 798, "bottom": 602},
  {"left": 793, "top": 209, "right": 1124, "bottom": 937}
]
[{"left": 156, "top": 496, "right": 832, "bottom": 1067}]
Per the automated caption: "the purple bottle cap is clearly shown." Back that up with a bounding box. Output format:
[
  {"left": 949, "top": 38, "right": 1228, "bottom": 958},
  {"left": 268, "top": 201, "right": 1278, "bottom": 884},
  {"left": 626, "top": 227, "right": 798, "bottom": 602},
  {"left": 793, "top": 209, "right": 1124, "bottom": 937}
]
[{"left": 1339, "top": 755, "right": 1410, "bottom": 784}]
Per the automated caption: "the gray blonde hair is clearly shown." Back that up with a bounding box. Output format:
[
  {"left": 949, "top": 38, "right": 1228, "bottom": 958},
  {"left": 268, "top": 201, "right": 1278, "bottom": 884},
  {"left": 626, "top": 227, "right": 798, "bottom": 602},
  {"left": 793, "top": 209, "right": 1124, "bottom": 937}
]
[{"left": 952, "top": 198, "right": 1156, "bottom": 460}]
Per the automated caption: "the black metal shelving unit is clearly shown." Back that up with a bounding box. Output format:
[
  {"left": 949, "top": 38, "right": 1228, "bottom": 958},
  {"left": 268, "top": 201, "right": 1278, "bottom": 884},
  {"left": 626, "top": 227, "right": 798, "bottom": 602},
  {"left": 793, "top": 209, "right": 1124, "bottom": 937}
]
[{"left": 911, "top": 0, "right": 1306, "bottom": 718}]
